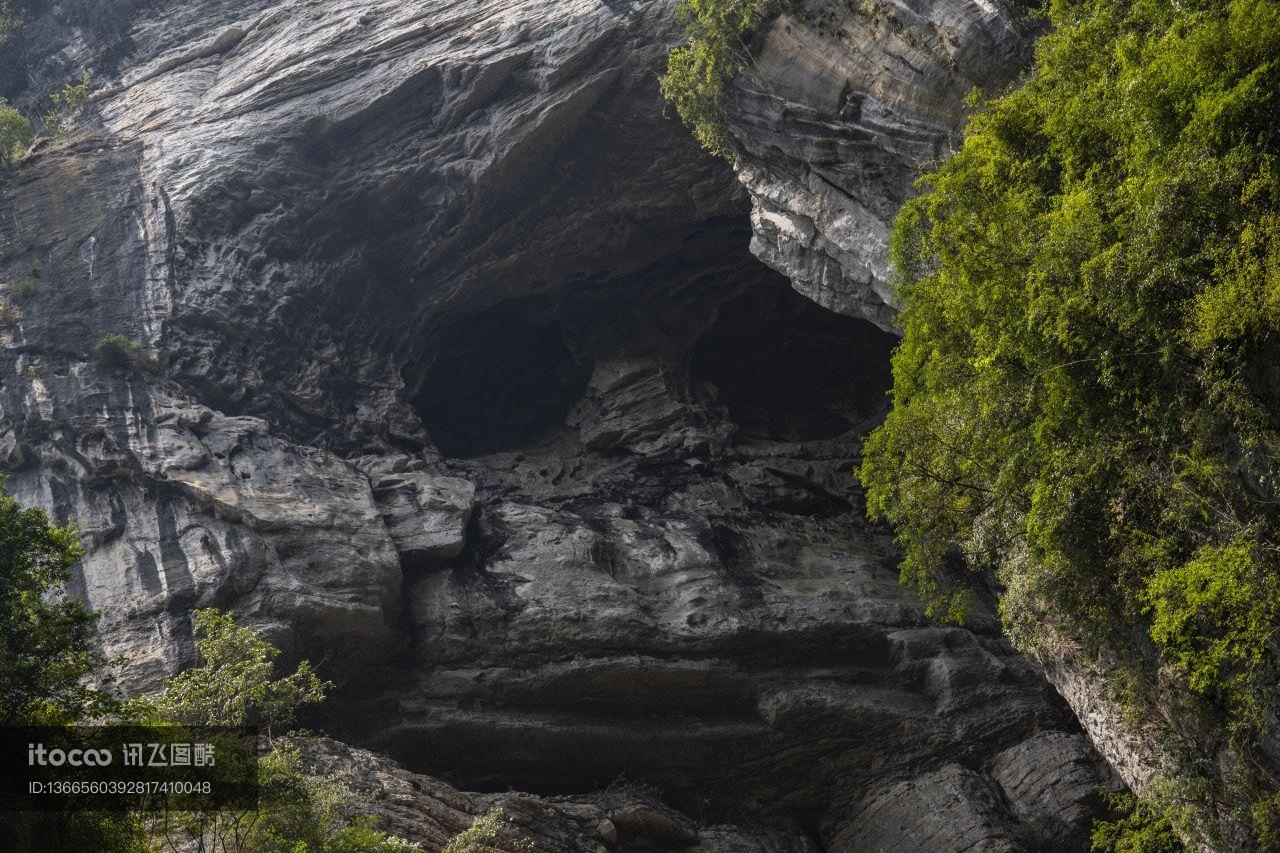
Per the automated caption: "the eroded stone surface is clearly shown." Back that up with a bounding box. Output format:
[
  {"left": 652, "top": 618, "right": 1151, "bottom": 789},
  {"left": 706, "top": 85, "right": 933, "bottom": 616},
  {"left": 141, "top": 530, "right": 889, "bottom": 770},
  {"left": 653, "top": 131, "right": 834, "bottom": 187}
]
[
  {"left": 301, "top": 736, "right": 820, "bottom": 852},
  {"left": 725, "top": 0, "right": 1039, "bottom": 330}
]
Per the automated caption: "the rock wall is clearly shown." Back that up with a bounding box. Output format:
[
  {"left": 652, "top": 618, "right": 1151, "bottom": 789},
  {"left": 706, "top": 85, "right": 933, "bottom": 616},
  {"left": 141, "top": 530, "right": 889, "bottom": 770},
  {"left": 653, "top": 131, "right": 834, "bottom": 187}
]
[
  {"left": 725, "top": 0, "right": 1038, "bottom": 330},
  {"left": 0, "top": 0, "right": 1118, "bottom": 850}
]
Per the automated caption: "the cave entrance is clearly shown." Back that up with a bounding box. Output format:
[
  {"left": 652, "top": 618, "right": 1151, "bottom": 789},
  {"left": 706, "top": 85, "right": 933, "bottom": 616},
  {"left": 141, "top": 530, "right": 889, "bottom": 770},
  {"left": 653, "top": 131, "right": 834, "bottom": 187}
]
[
  {"left": 414, "top": 314, "right": 592, "bottom": 458},
  {"left": 691, "top": 283, "right": 896, "bottom": 442}
]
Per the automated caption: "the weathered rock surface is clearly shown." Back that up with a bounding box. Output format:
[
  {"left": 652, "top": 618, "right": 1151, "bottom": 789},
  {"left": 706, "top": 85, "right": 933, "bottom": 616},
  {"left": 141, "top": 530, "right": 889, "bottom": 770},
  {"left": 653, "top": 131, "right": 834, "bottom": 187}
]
[
  {"left": 300, "top": 737, "right": 821, "bottom": 852},
  {"left": 724, "top": 0, "right": 1039, "bottom": 330},
  {"left": 0, "top": 0, "right": 1118, "bottom": 850}
]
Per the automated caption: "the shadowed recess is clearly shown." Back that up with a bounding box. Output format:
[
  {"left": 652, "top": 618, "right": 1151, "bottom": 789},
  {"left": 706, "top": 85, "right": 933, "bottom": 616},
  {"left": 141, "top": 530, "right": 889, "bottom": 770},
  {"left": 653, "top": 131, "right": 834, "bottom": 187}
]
[
  {"left": 415, "top": 314, "right": 593, "bottom": 457},
  {"left": 691, "top": 282, "right": 896, "bottom": 442}
]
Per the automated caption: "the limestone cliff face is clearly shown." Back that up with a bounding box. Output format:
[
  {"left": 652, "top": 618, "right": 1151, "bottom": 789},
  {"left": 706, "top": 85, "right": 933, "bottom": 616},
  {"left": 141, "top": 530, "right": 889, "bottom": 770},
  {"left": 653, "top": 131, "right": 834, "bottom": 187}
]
[
  {"left": 725, "top": 0, "right": 1037, "bottom": 330},
  {"left": 2, "top": 1, "right": 1116, "bottom": 850}
]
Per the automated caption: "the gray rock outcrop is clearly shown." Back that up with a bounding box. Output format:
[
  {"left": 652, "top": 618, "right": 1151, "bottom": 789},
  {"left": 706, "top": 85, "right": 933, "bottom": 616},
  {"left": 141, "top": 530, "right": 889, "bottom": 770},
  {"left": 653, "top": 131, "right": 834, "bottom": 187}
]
[{"left": 725, "top": 0, "right": 1038, "bottom": 330}]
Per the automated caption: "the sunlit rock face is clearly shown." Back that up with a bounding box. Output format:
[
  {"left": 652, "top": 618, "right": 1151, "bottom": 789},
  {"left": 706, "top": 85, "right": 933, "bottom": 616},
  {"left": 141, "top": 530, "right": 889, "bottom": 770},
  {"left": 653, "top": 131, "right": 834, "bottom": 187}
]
[
  {"left": 0, "top": 0, "right": 1114, "bottom": 849},
  {"left": 724, "top": 0, "right": 1039, "bottom": 330}
]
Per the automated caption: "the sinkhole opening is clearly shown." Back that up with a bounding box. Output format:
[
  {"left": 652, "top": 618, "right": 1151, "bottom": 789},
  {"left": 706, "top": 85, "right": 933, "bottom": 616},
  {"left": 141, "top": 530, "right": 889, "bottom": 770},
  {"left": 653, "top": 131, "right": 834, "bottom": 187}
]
[
  {"left": 691, "top": 283, "right": 896, "bottom": 442},
  {"left": 414, "top": 314, "right": 592, "bottom": 458}
]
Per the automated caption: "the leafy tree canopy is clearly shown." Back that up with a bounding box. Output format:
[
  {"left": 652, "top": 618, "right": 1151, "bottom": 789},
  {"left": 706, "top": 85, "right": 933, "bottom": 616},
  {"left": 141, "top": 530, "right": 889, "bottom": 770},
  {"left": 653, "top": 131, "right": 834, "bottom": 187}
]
[
  {"left": 0, "top": 488, "right": 113, "bottom": 724},
  {"left": 129, "top": 608, "right": 329, "bottom": 735},
  {"left": 133, "top": 609, "right": 419, "bottom": 852},
  {"left": 858, "top": 0, "right": 1280, "bottom": 845},
  {"left": 0, "top": 98, "right": 32, "bottom": 168},
  {"left": 0, "top": 490, "right": 144, "bottom": 851}
]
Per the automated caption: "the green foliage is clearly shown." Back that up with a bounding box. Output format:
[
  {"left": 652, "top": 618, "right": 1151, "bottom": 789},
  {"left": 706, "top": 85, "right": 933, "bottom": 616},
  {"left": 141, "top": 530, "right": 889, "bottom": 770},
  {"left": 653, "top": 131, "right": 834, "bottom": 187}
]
[
  {"left": 442, "top": 811, "right": 532, "bottom": 853},
  {"left": 136, "top": 610, "right": 416, "bottom": 852},
  {"left": 659, "top": 0, "right": 778, "bottom": 159},
  {"left": 0, "top": 97, "right": 33, "bottom": 168},
  {"left": 1145, "top": 540, "right": 1280, "bottom": 724},
  {"left": 3, "top": 810, "right": 151, "bottom": 853},
  {"left": 0, "top": 489, "right": 142, "bottom": 852},
  {"left": 45, "top": 71, "right": 91, "bottom": 138},
  {"left": 857, "top": 0, "right": 1280, "bottom": 844},
  {"left": 53, "top": 71, "right": 90, "bottom": 114},
  {"left": 231, "top": 742, "right": 419, "bottom": 853},
  {"left": 0, "top": 488, "right": 116, "bottom": 724},
  {"left": 0, "top": 296, "right": 21, "bottom": 326},
  {"left": 130, "top": 608, "right": 329, "bottom": 735},
  {"left": 93, "top": 332, "right": 157, "bottom": 373},
  {"left": 10, "top": 274, "right": 37, "bottom": 299},
  {"left": 1091, "top": 792, "right": 1184, "bottom": 853}
]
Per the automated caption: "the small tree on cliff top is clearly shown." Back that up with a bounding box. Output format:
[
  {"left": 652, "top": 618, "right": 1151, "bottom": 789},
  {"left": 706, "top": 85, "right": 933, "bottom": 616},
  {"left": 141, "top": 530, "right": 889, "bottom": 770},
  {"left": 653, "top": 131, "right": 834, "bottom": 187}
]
[{"left": 659, "top": 0, "right": 780, "bottom": 159}]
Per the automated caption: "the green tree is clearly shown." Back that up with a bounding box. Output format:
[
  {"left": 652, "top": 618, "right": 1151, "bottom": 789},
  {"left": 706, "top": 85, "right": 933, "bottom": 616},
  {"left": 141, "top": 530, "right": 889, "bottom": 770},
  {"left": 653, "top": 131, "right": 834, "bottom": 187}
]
[
  {"left": 45, "top": 71, "right": 91, "bottom": 138},
  {"left": 0, "top": 488, "right": 113, "bottom": 724},
  {"left": 659, "top": 0, "right": 780, "bottom": 159},
  {"left": 858, "top": 0, "right": 1280, "bottom": 845},
  {"left": 0, "top": 489, "right": 148, "bottom": 852},
  {"left": 130, "top": 608, "right": 329, "bottom": 735},
  {"left": 133, "top": 610, "right": 418, "bottom": 852},
  {"left": 0, "top": 98, "right": 33, "bottom": 169}
]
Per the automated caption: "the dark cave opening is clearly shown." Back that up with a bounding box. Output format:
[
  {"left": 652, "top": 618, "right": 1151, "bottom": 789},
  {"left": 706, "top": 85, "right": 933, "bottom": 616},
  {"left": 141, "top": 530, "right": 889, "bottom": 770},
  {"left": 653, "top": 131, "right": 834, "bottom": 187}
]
[
  {"left": 691, "top": 282, "right": 897, "bottom": 442},
  {"left": 413, "top": 313, "right": 593, "bottom": 458}
]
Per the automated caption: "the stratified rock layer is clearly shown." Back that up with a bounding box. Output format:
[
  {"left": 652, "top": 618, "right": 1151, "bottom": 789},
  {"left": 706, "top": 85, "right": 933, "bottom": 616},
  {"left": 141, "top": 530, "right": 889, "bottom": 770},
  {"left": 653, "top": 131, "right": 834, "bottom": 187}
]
[
  {"left": 1, "top": 0, "right": 1113, "bottom": 850},
  {"left": 726, "top": 0, "right": 1038, "bottom": 329}
]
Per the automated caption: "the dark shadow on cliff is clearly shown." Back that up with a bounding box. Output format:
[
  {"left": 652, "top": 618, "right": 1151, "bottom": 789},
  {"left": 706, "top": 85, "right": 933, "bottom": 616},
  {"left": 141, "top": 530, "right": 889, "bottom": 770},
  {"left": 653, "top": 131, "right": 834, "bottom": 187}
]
[
  {"left": 413, "top": 314, "right": 593, "bottom": 457},
  {"left": 691, "top": 282, "right": 895, "bottom": 442}
]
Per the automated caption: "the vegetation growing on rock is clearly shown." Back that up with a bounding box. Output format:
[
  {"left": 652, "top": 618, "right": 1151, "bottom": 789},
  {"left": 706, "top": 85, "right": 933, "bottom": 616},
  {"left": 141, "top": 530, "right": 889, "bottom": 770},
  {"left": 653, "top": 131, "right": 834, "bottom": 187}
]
[
  {"left": 659, "top": 0, "right": 781, "bottom": 159},
  {"left": 128, "top": 608, "right": 330, "bottom": 736},
  {"left": 441, "top": 810, "right": 532, "bottom": 853},
  {"left": 0, "top": 522, "right": 418, "bottom": 853},
  {"left": 93, "top": 332, "right": 156, "bottom": 372},
  {"left": 0, "top": 97, "right": 32, "bottom": 168},
  {"left": 128, "top": 609, "right": 419, "bottom": 852},
  {"left": 44, "top": 71, "right": 91, "bottom": 138},
  {"left": 1090, "top": 792, "right": 1183, "bottom": 853},
  {"left": 858, "top": 0, "right": 1280, "bottom": 846}
]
